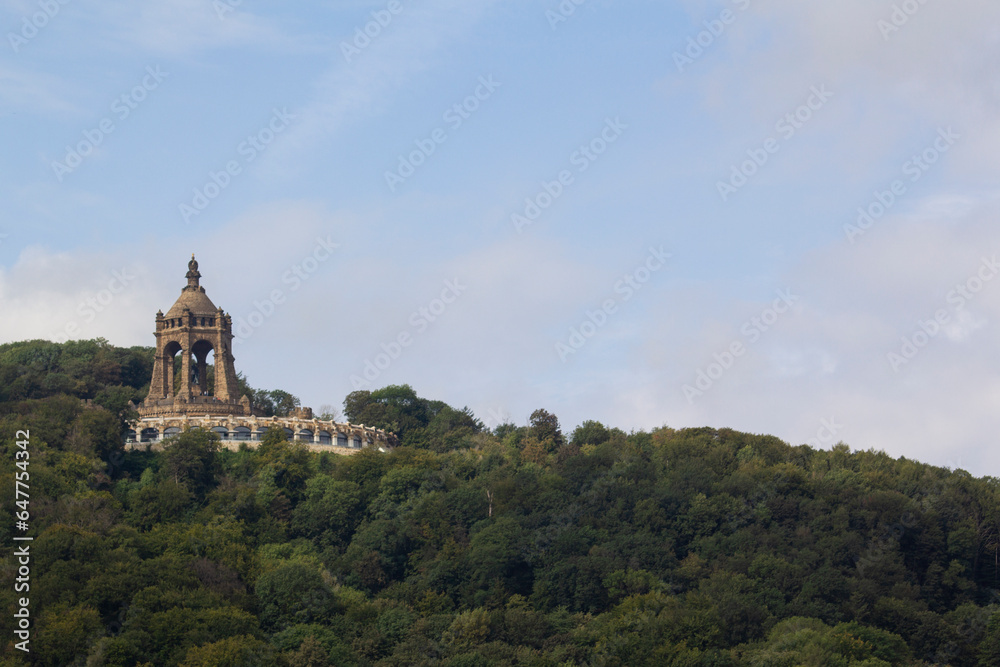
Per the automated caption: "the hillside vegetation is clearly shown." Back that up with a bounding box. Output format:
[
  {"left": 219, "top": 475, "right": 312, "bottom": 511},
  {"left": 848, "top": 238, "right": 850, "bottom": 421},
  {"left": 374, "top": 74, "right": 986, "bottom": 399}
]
[{"left": 0, "top": 339, "right": 998, "bottom": 666}]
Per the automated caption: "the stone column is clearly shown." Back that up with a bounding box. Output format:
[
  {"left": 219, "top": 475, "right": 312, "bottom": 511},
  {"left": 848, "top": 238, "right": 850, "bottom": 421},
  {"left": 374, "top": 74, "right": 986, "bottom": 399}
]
[
  {"left": 166, "top": 352, "right": 175, "bottom": 397},
  {"left": 212, "top": 313, "right": 238, "bottom": 403},
  {"left": 179, "top": 347, "right": 192, "bottom": 401},
  {"left": 149, "top": 354, "right": 164, "bottom": 400},
  {"left": 148, "top": 313, "right": 167, "bottom": 400},
  {"left": 196, "top": 352, "right": 207, "bottom": 396}
]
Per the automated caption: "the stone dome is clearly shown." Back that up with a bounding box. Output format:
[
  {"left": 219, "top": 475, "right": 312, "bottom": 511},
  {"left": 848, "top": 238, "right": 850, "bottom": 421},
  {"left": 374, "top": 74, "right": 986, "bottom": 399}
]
[
  {"left": 165, "top": 289, "right": 217, "bottom": 318},
  {"left": 164, "top": 254, "right": 218, "bottom": 318}
]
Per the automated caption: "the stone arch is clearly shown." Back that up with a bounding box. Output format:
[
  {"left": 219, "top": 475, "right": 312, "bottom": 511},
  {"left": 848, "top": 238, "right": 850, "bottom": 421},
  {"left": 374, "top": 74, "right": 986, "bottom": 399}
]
[
  {"left": 162, "top": 340, "right": 182, "bottom": 397},
  {"left": 139, "top": 258, "right": 243, "bottom": 413},
  {"left": 190, "top": 339, "right": 215, "bottom": 396}
]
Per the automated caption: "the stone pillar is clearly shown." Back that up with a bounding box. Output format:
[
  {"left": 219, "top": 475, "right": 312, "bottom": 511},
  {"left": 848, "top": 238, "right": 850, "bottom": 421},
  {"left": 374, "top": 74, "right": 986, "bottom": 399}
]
[
  {"left": 179, "top": 348, "right": 192, "bottom": 401},
  {"left": 149, "top": 355, "right": 164, "bottom": 400},
  {"left": 195, "top": 351, "right": 208, "bottom": 396},
  {"left": 166, "top": 352, "right": 175, "bottom": 397},
  {"left": 149, "top": 347, "right": 166, "bottom": 400},
  {"left": 147, "top": 311, "right": 167, "bottom": 401},
  {"left": 212, "top": 310, "right": 239, "bottom": 404}
]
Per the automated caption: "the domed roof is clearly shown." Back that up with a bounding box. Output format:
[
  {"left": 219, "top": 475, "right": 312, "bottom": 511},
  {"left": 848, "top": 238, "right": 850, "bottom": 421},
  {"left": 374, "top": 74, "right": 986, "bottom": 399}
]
[
  {"left": 165, "top": 288, "right": 218, "bottom": 318},
  {"left": 164, "top": 254, "right": 219, "bottom": 318}
]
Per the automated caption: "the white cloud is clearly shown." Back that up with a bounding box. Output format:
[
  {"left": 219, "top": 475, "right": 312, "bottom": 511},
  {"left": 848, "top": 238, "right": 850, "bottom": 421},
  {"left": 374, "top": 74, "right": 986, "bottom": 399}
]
[
  {"left": 614, "top": 194, "right": 1000, "bottom": 472},
  {"left": 0, "top": 245, "right": 154, "bottom": 346},
  {"left": 265, "top": 0, "right": 503, "bottom": 178},
  {"left": 91, "top": 0, "right": 295, "bottom": 58},
  {"left": 5, "top": 0, "right": 1000, "bottom": 477},
  {"left": 670, "top": 0, "right": 1000, "bottom": 195},
  {"left": 0, "top": 64, "right": 81, "bottom": 116}
]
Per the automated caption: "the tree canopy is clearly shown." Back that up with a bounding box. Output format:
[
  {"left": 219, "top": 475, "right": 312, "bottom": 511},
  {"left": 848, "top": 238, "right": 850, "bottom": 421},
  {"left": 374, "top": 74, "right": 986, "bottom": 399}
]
[{"left": 1, "top": 339, "right": 998, "bottom": 666}]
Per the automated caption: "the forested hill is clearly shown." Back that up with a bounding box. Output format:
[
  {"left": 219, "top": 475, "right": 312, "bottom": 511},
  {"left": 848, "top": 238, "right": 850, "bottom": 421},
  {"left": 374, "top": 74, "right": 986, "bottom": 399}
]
[{"left": 0, "top": 339, "right": 998, "bottom": 666}]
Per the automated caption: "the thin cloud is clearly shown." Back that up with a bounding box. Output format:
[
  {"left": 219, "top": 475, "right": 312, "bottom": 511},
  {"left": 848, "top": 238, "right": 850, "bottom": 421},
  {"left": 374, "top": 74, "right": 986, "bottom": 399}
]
[
  {"left": 0, "top": 64, "right": 81, "bottom": 116},
  {"left": 91, "top": 0, "right": 296, "bottom": 58},
  {"left": 265, "top": 0, "right": 503, "bottom": 178}
]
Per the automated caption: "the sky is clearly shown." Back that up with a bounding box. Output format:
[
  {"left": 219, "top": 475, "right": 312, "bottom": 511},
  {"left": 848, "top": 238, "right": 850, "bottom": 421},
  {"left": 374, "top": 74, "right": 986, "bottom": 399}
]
[{"left": 2, "top": 0, "right": 1000, "bottom": 474}]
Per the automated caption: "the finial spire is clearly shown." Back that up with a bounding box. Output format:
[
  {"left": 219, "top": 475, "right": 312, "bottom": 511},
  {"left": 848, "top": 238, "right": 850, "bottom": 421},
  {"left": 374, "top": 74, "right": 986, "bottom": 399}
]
[{"left": 185, "top": 254, "right": 201, "bottom": 290}]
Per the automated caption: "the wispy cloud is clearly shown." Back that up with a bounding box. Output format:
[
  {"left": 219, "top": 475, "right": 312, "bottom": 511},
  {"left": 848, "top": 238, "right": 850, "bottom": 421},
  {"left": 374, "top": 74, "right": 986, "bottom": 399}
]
[
  {"left": 266, "top": 0, "right": 503, "bottom": 178},
  {"left": 90, "top": 0, "right": 296, "bottom": 58},
  {"left": 0, "top": 64, "right": 81, "bottom": 116}
]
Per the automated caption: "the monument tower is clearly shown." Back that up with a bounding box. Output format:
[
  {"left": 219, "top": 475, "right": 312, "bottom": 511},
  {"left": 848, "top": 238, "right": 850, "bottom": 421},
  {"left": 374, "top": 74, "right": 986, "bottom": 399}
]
[
  {"left": 139, "top": 255, "right": 250, "bottom": 417},
  {"left": 130, "top": 255, "right": 393, "bottom": 452}
]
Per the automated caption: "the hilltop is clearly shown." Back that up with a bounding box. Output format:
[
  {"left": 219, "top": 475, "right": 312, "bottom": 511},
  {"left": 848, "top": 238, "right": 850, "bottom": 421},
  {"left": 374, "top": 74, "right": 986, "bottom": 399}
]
[{"left": 0, "top": 339, "right": 998, "bottom": 666}]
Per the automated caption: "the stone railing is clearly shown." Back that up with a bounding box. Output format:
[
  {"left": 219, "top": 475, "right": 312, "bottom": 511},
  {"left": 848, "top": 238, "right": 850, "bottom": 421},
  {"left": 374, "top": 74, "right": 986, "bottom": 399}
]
[{"left": 126, "top": 413, "right": 396, "bottom": 452}]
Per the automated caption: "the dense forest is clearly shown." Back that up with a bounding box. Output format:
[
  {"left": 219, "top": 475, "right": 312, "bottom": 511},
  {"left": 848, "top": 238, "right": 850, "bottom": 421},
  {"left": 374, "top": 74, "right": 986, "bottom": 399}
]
[{"left": 0, "top": 338, "right": 999, "bottom": 665}]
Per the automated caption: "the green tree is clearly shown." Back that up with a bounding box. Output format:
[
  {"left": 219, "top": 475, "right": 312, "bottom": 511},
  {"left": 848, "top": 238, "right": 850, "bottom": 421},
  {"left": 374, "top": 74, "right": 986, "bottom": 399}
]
[
  {"left": 267, "top": 389, "right": 301, "bottom": 417},
  {"left": 255, "top": 426, "right": 312, "bottom": 506},
  {"left": 162, "top": 428, "right": 221, "bottom": 498},
  {"left": 179, "top": 635, "right": 272, "bottom": 666},
  {"left": 127, "top": 479, "right": 194, "bottom": 529},
  {"left": 94, "top": 384, "right": 142, "bottom": 439},
  {"left": 67, "top": 407, "right": 122, "bottom": 461},
  {"left": 980, "top": 612, "right": 1000, "bottom": 666},
  {"left": 255, "top": 561, "right": 338, "bottom": 632},
  {"left": 33, "top": 603, "right": 102, "bottom": 667},
  {"left": 291, "top": 476, "right": 363, "bottom": 547},
  {"left": 284, "top": 634, "right": 332, "bottom": 666},
  {"left": 529, "top": 409, "right": 562, "bottom": 445},
  {"left": 570, "top": 420, "right": 611, "bottom": 446}
]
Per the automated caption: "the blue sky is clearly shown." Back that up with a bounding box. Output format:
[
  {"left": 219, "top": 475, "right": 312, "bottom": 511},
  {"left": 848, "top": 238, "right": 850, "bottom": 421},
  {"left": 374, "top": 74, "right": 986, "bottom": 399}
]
[{"left": 3, "top": 0, "right": 1000, "bottom": 474}]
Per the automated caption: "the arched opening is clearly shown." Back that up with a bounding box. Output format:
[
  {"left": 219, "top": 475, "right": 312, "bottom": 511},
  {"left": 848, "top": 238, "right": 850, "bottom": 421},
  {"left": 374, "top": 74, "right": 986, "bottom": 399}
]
[
  {"left": 140, "top": 428, "right": 158, "bottom": 442},
  {"left": 318, "top": 431, "right": 331, "bottom": 445},
  {"left": 233, "top": 427, "right": 252, "bottom": 441},
  {"left": 163, "top": 427, "right": 182, "bottom": 440},
  {"left": 336, "top": 433, "right": 347, "bottom": 448},
  {"left": 352, "top": 436, "right": 362, "bottom": 449},
  {"left": 163, "top": 341, "right": 182, "bottom": 398},
  {"left": 191, "top": 339, "right": 215, "bottom": 397},
  {"left": 282, "top": 428, "right": 294, "bottom": 441},
  {"left": 211, "top": 426, "right": 229, "bottom": 440},
  {"left": 253, "top": 428, "right": 268, "bottom": 442},
  {"left": 297, "top": 429, "right": 313, "bottom": 443}
]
